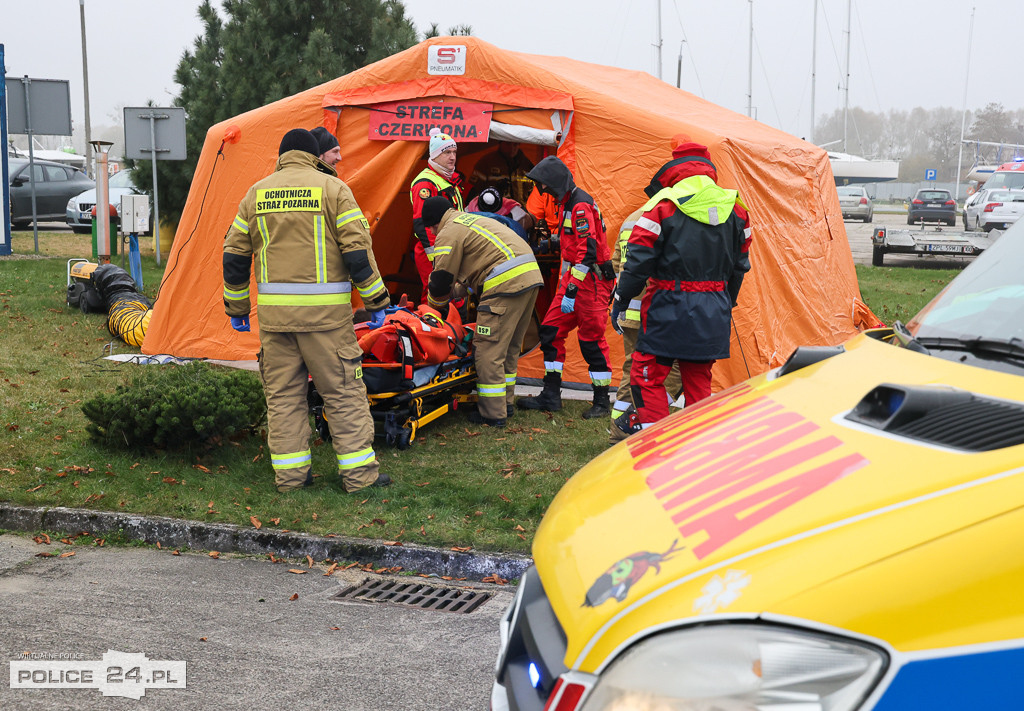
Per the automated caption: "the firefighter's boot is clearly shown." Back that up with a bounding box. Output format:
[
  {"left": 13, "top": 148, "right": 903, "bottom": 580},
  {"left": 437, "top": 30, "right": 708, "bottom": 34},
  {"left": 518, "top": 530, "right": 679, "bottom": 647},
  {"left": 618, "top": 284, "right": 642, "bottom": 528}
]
[
  {"left": 517, "top": 373, "right": 562, "bottom": 412},
  {"left": 582, "top": 386, "right": 611, "bottom": 419}
]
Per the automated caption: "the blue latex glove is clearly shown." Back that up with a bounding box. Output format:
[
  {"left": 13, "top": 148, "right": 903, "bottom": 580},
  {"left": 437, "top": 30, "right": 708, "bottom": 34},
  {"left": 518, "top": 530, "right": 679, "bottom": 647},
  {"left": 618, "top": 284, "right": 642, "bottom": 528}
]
[
  {"left": 230, "top": 315, "right": 250, "bottom": 332},
  {"left": 368, "top": 310, "right": 386, "bottom": 329},
  {"left": 560, "top": 295, "right": 575, "bottom": 314},
  {"left": 610, "top": 302, "right": 624, "bottom": 335}
]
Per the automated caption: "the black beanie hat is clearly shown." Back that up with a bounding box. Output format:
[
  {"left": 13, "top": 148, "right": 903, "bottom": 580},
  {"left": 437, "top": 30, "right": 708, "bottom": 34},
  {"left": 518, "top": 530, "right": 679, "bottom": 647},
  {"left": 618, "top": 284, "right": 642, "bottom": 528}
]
[
  {"left": 278, "top": 128, "right": 319, "bottom": 156},
  {"left": 421, "top": 196, "right": 454, "bottom": 228},
  {"left": 478, "top": 188, "right": 501, "bottom": 212},
  {"left": 310, "top": 126, "right": 340, "bottom": 155}
]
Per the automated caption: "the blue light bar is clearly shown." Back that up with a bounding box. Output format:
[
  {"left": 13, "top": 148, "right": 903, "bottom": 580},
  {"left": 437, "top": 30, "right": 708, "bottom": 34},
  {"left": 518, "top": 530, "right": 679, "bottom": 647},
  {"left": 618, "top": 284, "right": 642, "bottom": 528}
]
[{"left": 528, "top": 662, "right": 541, "bottom": 688}]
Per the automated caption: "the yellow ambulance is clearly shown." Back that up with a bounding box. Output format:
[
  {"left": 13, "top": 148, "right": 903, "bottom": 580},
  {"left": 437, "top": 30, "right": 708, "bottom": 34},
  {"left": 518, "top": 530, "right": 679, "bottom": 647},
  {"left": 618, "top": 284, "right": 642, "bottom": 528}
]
[{"left": 492, "top": 222, "right": 1024, "bottom": 710}]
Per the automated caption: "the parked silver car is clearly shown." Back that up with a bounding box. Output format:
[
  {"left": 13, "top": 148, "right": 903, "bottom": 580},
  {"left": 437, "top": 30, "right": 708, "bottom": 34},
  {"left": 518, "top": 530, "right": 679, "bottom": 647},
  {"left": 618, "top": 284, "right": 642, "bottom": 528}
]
[
  {"left": 837, "top": 185, "right": 874, "bottom": 222},
  {"left": 65, "top": 170, "right": 148, "bottom": 234},
  {"left": 963, "top": 188, "right": 1024, "bottom": 232}
]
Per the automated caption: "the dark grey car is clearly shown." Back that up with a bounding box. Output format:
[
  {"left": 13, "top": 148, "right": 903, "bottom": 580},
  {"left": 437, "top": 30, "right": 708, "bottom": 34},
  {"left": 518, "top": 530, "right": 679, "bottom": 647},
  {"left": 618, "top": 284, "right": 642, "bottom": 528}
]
[
  {"left": 8, "top": 157, "right": 94, "bottom": 226},
  {"left": 907, "top": 188, "right": 957, "bottom": 226}
]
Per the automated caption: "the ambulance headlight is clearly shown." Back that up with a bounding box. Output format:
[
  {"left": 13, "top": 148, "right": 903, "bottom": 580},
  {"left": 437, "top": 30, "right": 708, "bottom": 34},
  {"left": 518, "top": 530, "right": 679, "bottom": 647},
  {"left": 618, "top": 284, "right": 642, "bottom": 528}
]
[{"left": 579, "top": 624, "right": 886, "bottom": 711}]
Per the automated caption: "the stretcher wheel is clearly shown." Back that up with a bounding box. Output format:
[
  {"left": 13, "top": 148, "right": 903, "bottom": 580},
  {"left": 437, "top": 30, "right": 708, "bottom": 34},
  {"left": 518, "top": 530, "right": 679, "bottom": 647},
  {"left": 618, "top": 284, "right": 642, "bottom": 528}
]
[{"left": 396, "top": 429, "right": 412, "bottom": 450}]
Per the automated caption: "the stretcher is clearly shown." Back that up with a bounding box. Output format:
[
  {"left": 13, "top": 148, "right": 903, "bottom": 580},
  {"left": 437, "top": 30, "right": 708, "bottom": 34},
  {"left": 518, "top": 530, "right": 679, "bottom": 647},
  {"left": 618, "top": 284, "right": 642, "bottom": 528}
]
[{"left": 307, "top": 302, "right": 480, "bottom": 450}]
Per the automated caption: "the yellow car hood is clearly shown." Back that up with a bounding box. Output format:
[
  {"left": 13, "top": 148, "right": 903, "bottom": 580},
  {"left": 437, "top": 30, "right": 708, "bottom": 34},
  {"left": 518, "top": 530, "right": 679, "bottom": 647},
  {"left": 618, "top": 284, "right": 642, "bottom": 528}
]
[{"left": 535, "top": 333, "right": 1024, "bottom": 671}]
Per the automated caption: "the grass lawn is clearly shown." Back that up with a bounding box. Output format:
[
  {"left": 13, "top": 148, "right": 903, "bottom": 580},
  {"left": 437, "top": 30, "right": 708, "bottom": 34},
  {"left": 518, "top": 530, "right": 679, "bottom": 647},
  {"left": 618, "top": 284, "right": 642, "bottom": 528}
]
[
  {"left": 1, "top": 229, "right": 960, "bottom": 555},
  {"left": 855, "top": 264, "right": 960, "bottom": 325}
]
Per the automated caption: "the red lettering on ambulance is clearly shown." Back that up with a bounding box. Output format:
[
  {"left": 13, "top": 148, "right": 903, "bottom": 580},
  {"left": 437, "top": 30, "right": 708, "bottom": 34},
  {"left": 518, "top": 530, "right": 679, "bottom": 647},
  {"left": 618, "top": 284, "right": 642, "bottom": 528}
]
[{"left": 679, "top": 453, "right": 868, "bottom": 558}]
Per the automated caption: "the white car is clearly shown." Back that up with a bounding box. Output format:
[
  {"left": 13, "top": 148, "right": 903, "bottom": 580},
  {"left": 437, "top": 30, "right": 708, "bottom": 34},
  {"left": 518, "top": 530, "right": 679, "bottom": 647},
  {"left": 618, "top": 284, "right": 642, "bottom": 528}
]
[
  {"left": 65, "top": 170, "right": 149, "bottom": 234},
  {"left": 963, "top": 188, "right": 1024, "bottom": 232}
]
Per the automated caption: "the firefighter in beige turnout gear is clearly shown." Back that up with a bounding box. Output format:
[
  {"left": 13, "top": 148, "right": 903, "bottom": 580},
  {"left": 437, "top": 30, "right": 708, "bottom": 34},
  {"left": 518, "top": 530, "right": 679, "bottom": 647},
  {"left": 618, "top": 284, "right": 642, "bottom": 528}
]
[
  {"left": 609, "top": 207, "right": 683, "bottom": 444},
  {"left": 223, "top": 128, "right": 391, "bottom": 493},
  {"left": 420, "top": 196, "right": 543, "bottom": 428}
]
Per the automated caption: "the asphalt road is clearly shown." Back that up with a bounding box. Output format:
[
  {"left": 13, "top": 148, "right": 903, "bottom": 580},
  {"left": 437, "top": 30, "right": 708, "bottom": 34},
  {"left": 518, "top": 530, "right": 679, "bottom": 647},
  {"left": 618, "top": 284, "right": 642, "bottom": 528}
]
[
  {"left": 0, "top": 534, "right": 513, "bottom": 711},
  {"left": 841, "top": 211, "right": 985, "bottom": 269}
]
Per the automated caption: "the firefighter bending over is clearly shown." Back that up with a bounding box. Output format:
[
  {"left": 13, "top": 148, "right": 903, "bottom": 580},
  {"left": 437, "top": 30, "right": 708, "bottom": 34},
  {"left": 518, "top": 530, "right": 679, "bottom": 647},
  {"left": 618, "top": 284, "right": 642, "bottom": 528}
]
[{"left": 421, "top": 196, "right": 543, "bottom": 428}]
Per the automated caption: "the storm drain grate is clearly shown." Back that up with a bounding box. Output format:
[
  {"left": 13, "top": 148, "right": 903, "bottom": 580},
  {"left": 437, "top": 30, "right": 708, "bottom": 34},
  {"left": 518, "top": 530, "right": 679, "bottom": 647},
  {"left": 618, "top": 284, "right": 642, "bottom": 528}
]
[{"left": 334, "top": 578, "right": 491, "bottom": 613}]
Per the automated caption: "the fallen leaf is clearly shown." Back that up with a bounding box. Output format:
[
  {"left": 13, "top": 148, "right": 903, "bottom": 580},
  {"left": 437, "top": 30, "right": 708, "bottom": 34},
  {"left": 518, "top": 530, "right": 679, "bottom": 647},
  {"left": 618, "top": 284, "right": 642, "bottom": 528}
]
[
  {"left": 162, "top": 477, "right": 179, "bottom": 485},
  {"left": 530, "top": 428, "right": 549, "bottom": 433},
  {"left": 329, "top": 626, "right": 340, "bottom": 631},
  {"left": 305, "top": 555, "right": 314, "bottom": 568},
  {"left": 208, "top": 551, "right": 220, "bottom": 559},
  {"left": 156, "top": 542, "right": 162, "bottom": 549},
  {"left": 270, "top": 518, "right": 281, "bottom": 525},
  {"left": 59, "top": 551, "right": 75, "bottom": 558},
  {"left": 514, "top": 525, "right": 525, "bottom": 532},
  {"left": 207, "top": 501, "right": 215, "bottom": 509},
  {"left": 33, "top": 534, "right": 51, "bottom": 545},
  {"left": 199, "top": 637, "right": 208, "bottom": 642},
  {"left": 194, "top": 464, "right": 211, "bottom": 473},
  {"left": 289, "top": 593, "right": 299, "bottom": 601},
  {"left": 482, "top": 574, "right": 508, "bottom": 585},
  {"left": 499, "top": 494, "right": 512, "bottom": 502},
  {"left": 342, "top": 562, "right": 360, "bottom": 570},
  {"left": 324, "top": 563, "right": 338, "bottom": 577},
  {"left": 372, "top": 518, "right": 386, "bottom": 526},
  {"left": 26, "top": 484, "right": 45, "bottom": 493},
  {"left": 288, "top": 569, "right": 307, "bottom": 575},
  {"left": 312, "top": 513, "right": 318, "bottom": 521},
  {"left": 382, "top": 541, "right": 403, "bottom": 546},
  {"left": 414, "top": 481, "right": 430, "bottom": 487},
  {"left": 250, "top": 516, "right": 262, "bottom": 529},
  {"left": 172, "top": 550, "right": 181, "bottom": 556},
  {"left": 451, "top": 546, "right": 472, "bottom": 553},
  {"left": 35, "top": 552, "right": 54, "bottom": 558}
]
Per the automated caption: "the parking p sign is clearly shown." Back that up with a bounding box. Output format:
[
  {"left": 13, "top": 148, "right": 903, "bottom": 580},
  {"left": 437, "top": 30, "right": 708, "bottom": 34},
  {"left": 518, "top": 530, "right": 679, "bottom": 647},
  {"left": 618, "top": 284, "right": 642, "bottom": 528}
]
[{"left": 925, "top": 169, "right": 937, "bottom": 181}]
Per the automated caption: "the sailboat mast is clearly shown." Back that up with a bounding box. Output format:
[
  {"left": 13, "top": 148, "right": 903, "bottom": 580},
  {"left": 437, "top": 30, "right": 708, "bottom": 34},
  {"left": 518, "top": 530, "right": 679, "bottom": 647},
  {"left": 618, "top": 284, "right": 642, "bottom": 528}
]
[
  {"left": 955, "top": 6, "right": 976, "bottom": 201},
  {"left": 811, "top": 0, "right": 817, "bottom": 143},
  {"left": 656, "top": 0, "right": 663, "bottom": 81},
  {"left": 843, "top": 0, "right": 851, "bottom": 152},
  {"left": 747, "top": 0, "right": 754, "bottom": 118}
]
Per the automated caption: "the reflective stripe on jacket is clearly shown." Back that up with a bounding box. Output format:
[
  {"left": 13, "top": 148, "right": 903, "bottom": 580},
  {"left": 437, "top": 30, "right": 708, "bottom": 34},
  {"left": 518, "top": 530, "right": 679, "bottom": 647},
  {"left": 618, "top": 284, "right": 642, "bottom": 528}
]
[
  {"left": 223, "top": 150, "right": 387, "bottom": 344},
  {"left": 429, "top": 211, "right": 543, "bottom": 303}
]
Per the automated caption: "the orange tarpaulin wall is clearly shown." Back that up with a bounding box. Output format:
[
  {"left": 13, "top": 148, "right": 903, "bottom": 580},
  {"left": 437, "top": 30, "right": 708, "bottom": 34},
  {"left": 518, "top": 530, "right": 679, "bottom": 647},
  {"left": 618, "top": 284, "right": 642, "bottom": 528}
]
[{"left": 143, "top": 37, "right": 868, "bottom": 391}]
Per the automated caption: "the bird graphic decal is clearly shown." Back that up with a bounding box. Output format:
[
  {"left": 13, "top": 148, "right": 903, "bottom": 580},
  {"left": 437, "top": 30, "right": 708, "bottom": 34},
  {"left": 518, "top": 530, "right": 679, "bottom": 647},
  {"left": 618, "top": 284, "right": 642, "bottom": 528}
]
[{"left": 583, "top": 539, "right": 686, "bottom": 607}]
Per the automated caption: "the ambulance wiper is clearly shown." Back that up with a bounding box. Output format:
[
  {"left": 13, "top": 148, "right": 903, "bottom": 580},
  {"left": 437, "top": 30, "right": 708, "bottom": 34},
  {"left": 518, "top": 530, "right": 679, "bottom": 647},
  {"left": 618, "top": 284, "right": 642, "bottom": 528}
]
[
  {"left": 891, "top": 320, "right": 930, "bottom": 354},
  {"left": 930, "top": 335, "right": 1024, "bottom": 361}
]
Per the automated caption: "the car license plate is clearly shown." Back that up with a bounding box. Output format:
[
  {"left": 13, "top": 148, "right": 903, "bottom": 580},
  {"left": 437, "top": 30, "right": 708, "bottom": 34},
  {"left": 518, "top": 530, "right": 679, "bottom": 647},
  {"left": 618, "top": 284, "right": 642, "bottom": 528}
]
[{"left": 928, "top": 244, "right": 966, "bottom": 253}]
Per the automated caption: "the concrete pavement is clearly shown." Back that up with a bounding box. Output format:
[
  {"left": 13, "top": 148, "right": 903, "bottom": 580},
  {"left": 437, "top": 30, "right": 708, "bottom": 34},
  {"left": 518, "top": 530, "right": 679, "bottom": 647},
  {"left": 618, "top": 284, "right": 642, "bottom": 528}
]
[{"left": 0, "top": 533, "right": 513, "bottom": 710}]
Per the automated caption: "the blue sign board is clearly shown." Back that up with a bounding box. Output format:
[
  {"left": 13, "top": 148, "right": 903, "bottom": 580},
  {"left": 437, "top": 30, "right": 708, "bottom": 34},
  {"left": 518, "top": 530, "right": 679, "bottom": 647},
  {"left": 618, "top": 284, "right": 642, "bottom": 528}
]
[{"left": 925, "top": 169, "right": 937, "bottom": 181}]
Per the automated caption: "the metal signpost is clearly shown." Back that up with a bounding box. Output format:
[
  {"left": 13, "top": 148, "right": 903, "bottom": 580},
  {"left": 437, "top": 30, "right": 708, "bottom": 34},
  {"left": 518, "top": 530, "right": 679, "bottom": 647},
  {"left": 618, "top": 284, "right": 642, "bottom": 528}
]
[
  {"left": 1, "top": 44, "right": 10, "bottom": 256},
  {"left": 4, "top": 76, "right": 73, "bottom": 254},
  {"left": 123, "top": 107, "right": 186, "bottom": 266}
]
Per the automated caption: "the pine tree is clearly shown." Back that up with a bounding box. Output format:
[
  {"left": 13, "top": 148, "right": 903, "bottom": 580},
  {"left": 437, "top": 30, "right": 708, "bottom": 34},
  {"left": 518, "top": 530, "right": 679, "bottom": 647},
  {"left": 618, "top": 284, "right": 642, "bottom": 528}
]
[{"left": 127, "top": 0, "right": 419, "bottom": 225}]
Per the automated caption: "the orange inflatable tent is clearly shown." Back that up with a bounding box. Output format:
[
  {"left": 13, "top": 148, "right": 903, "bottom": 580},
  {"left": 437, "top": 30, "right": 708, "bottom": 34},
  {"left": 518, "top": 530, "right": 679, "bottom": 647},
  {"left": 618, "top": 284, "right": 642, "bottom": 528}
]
[{"left": 142, "top": 36, "right": 873, "bottom": 391}]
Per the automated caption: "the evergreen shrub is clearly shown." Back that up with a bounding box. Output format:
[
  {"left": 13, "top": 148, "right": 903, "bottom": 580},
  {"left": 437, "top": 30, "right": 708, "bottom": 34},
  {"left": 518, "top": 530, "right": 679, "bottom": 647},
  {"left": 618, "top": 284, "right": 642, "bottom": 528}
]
[{"left": 82, "top": 362, "right": 266, "bottom": 450}]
